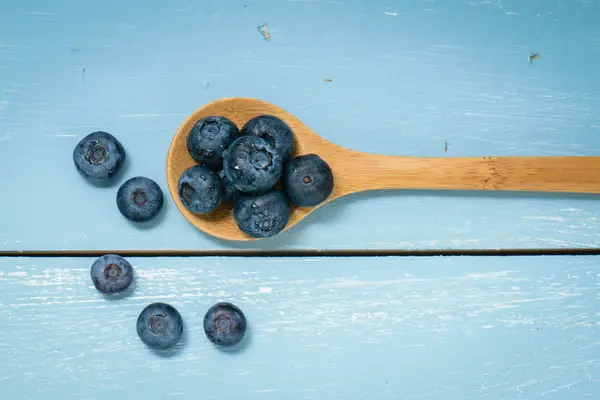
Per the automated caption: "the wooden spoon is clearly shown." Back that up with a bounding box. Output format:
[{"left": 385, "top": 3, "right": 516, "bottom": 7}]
[{"left": 166, "top": 97, "right": 600, "bottom": 241}]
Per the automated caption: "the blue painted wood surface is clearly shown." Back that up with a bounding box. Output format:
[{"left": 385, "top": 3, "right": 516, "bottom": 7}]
[
  {"left": 1, "top": 0, "right": 599, "bottom": 252},
  {"left": 1, "top": 255, "right": 599, "bottom": 399}
]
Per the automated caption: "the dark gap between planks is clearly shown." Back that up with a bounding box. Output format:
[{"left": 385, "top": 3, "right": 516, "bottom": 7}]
[{"left": 0, "top": 248, "right": 599, "bottom": 258}]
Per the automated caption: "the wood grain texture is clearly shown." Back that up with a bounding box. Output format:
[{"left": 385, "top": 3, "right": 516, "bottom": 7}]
[
  {"left": 167, "top": 98, "right": 600, "bottom": 241},
  {"left": 2, "top": 255, "right": 600, "bottom": 399},
  {"left": 1, "top": 0, "right": 599, "bottom": 251}
]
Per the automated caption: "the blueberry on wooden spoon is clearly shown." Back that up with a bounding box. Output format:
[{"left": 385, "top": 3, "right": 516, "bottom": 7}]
[
  {"left": 187, "top": 116, "right": 240, "bottom": 170},
  {"left": 222, "top": 135, "right": 283, "bottom": 194},
  {"left": 282, "top": 154, "right": 334, "bottom": 206},
  {"left": 241, "top": 115, "right": 294, "bottom": 161},
  {"left": 233, "top": 189, "right": 291, "bottom": 238},
  {"left": 218, "top": 170, "right": 241, "bottom": 205},
  {"left": 178, "top": 165, "right": 223, "bottom": 214}
]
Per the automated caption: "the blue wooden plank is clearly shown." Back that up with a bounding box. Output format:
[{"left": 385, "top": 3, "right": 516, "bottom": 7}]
[
  {"left": 1, "top": 255, "right": 599, "bottom": 399},
  {"left": 1, "top": 0, "right": 599, "bottom": 251}
]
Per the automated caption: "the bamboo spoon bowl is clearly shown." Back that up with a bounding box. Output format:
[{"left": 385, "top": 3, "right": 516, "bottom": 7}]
[{"left": 166, "top": 97, "right": 600, "bottom": 241}]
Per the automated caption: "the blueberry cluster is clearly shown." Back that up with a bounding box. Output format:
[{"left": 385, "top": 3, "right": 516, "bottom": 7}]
[
  {"left": 90, "top": 254, "right": 247, "bottom": 350},
  {"left": 179, "top": 115, "right": 335, "bottom": 238},
  {"left": 73, "top": 131, "right": 164, "bottom": 224}
]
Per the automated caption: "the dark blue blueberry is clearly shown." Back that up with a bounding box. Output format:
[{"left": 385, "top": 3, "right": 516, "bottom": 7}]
[
  {"left": 90, "top": 254, "right": 133, "bottom": 294},
  {"left": 223, "top": 136, "right": 282, "bottom": 194},
  {"left": 73, "top": 131, "right": 126, "bottom": 182},
  {"left": 218, "top": 170, "right": 241, "bottom": 205},
  {"left": 282, "top": 154, "right": 334, "bottom": 207},
  {"left": 178, "top": 165, "right": 223, "bottom": 214},
  {"left": 186, "top": 116, "right": 241, "bottom": 170},
  {"left": 233, "top": 189, "right": 290, "bottom": 238},
  {"left": 137, "top": 302, "right": 184, "bottom": 349},
  {"left": 116, "top": 177, "right": 164, "bottom": 222},
  {"left": 241, "top": 115, "right": 295, "bottom": 161},
  {"left": 203, "top": 302, "right": 247, "bottom": 347}
]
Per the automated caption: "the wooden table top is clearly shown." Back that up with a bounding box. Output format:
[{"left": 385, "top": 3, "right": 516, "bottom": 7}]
[
  {"left": 1, "top": 0, "right": 598, "bottom": 252},
  {"left": 1, "top": 1, "right": 599, "bottom": 399},
  {"left": 3, "top": 256, "right": 599, "bottom": 399}
]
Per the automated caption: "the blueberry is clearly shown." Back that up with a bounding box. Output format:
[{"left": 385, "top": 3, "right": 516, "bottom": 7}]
[
  {"left": 137, "top": 302, "right": 184, "bottom": 349},
  {"left": 90, "top": 254, "right": 133, "bottom": 294},
  {"left": 218, "top": 170, "right": 241, "bottom": 205},
  {"left": 282, "top": 154, "right": 334, "bottom": 207},
  {"left": 178, "top": 165, "right": 223, "bottom": 214},
  {"left": 187, "top": 116, "right": 241, "bottom": 170},
  {"left": 223, "top": 136, "right": 282, "bottom": 194},
  {"left": 73, "top": 131, "right": 126, "bottom": 182},
  {"left": 233, "top": 189, "right": 290, "bottom": 238},
  {"left": 241, "top": 115, "right": 294, "bottom": 161},
  {"left": 203, "top": 302, "right": 247, "bottom": 347},
  {"left": 116, "top": 177, "right": 164, "bottom": 222}
]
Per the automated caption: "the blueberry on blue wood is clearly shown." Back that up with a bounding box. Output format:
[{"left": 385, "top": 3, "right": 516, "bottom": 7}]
[
  {"left": 137, "top": 302, "right": 184, "bottom": 349},
  {"left": 233, "top": 189, "right": 290, "bottom": 238},
  {"left": 223, "top": 135, "right": 283, "bottom": 194},
  {"left": 282, "top": 154, "right": 334, "bottom": 207},
  {"left": 241, "top": 115, "right": 295, "bottom": 161},
  {"left": 90, "top": 254, "right": 133, "bottom": 294},
  {"left": 178, "top": 165, "right": 223, "bottom": 214},
  {"left": 203, "top": 302, "right": 247, "bottom": 347},
  {"left": 187, "top": 116, "right": 241, "bottom": 170},
  {"left": 116, "top": 177, "right": 164, "bottom": 222},
  {"left": 219, "top": 170, "right": 241, "bottom": 205},
  {"left": 73, "top": 131, "right": 126, "bottom": 182}
]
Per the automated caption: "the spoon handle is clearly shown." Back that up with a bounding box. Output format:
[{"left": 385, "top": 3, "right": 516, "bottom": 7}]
[{"left": 342, "top": 153, "right": 600, "bottom": 194}]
